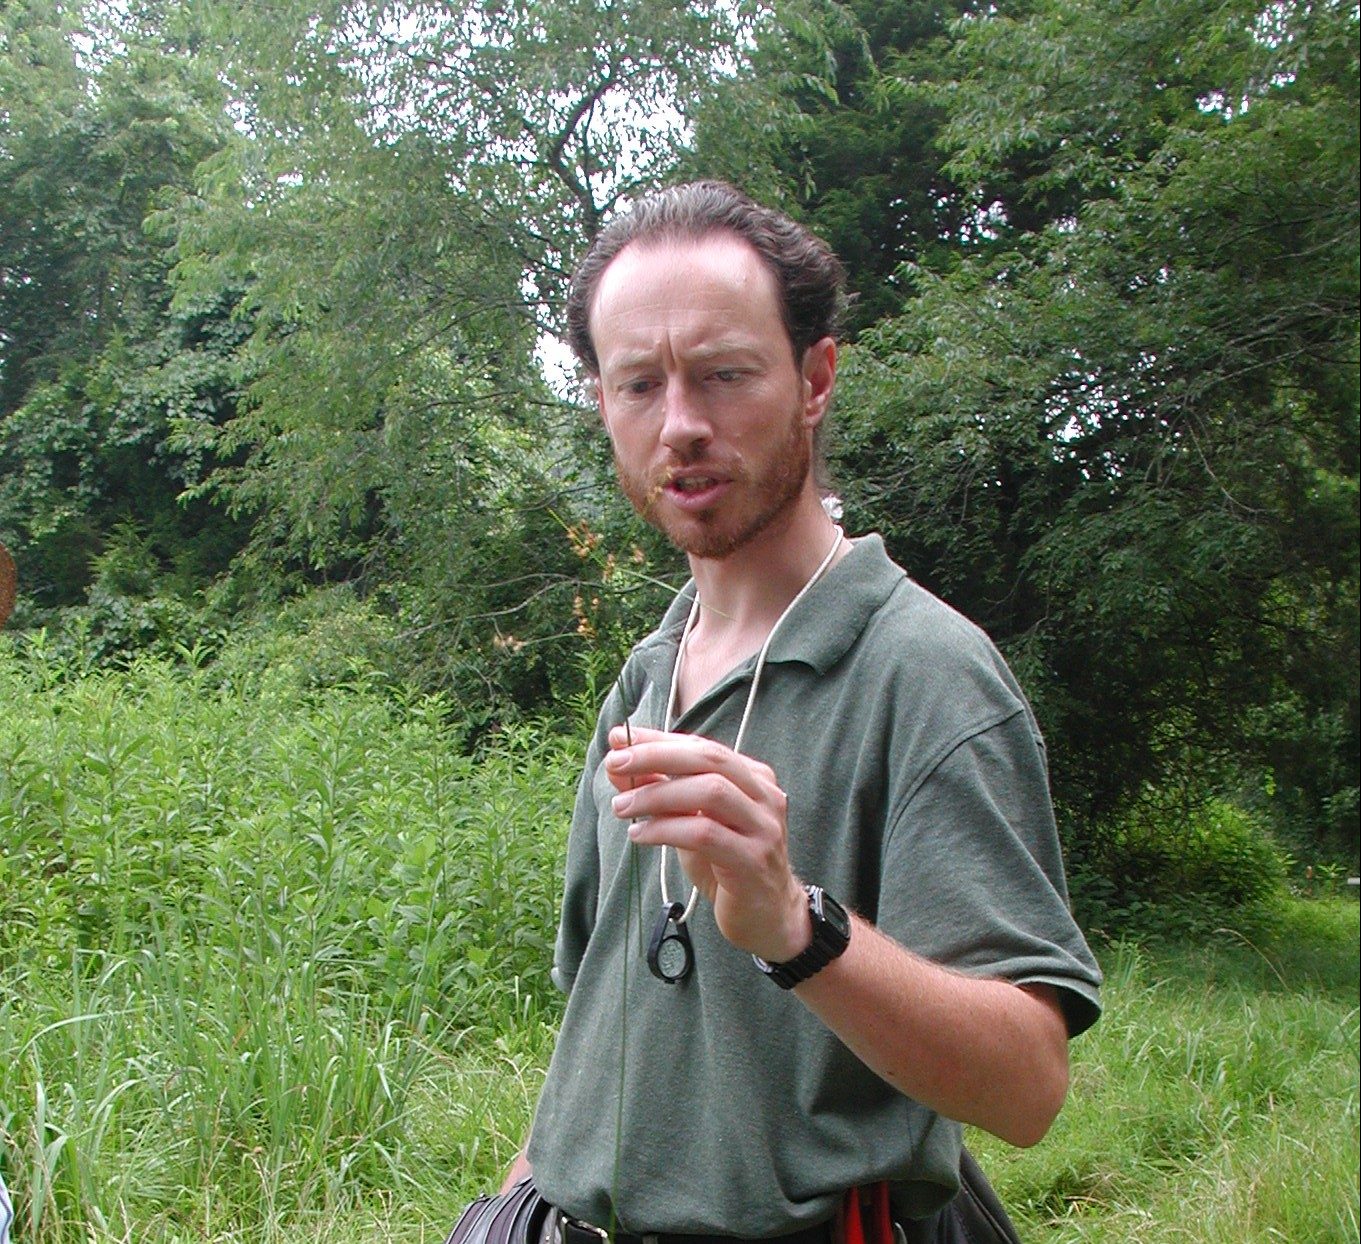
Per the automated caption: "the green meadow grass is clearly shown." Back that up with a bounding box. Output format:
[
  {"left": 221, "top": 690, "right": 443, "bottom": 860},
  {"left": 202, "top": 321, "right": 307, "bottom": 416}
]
[
  {"left": 1, "top": 643, "right": 1357, "bottom": 1241},
  {"left": 973, "top": 900, "right": 1360, "bottom": 1243}
]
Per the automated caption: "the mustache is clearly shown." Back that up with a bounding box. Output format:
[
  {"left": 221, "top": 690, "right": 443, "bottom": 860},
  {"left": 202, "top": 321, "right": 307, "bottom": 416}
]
[{"left": 642, "top": 475, "right": 668, "bottom": 514}]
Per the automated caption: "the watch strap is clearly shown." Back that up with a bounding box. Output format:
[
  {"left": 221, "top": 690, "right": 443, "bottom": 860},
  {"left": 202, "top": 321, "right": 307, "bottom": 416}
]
[{"left": 754, "top": 885, "right": 850, "bottom": 989}]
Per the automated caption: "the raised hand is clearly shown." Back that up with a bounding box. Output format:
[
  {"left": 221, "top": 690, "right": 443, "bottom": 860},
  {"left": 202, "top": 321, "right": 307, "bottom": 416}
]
[{"left": 604, "top": 725, "right": 811, "bottom": 964}]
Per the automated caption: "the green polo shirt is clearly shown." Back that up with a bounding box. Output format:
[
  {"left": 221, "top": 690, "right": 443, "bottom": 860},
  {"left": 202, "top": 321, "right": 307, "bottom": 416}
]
[{"left": 527, "top": 535, "right": 1101, "bottom": 1234}]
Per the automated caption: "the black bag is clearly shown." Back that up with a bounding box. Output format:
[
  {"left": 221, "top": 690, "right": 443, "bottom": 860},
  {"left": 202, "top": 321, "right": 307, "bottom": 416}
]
[{"left": 443, "top": 1177, "right": 552, "bottom": 1244}]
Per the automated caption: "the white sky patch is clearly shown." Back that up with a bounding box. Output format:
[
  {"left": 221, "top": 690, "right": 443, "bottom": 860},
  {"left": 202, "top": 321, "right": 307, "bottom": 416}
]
[{"left": 536, "top": 332, "right": 581, "bottom": 400}]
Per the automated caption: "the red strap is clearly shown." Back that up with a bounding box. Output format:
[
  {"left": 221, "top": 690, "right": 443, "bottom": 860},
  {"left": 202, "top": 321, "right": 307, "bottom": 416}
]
[
  {"left": 841, "top": 1184, "right": 891, "bottom": 1244},
  {"left": 871, "top": 1182, "right": 892, "bottom": 1242},
  {"left": 842, "top": 1187, "right": 866, "bottom": 1244}
]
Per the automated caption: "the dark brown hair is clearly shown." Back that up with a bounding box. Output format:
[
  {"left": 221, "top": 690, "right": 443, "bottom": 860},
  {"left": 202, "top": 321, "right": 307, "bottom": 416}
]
[{"left": 566, "top": 181, "right": 847, "bottom": 376}]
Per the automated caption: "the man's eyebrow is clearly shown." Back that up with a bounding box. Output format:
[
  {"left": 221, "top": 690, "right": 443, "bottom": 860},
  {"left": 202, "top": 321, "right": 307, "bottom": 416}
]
[
  {"left": 606, "top": 351, "right": 660, "bottom": 374},
  {"left": 686, "top": 340, "right": 766, "bottom": 363},
  {"left": 601, "top": 338, "right": 774, "bottom": 379}
]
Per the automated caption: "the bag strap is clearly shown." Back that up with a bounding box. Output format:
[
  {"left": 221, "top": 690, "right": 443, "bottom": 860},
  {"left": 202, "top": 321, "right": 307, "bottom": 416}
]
[{"left": 955, "top": 1149, "right": 1023, "bottom": 1244}]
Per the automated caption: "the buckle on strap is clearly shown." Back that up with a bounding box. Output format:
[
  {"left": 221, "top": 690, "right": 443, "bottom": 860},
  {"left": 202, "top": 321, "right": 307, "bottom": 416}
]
[
  {"left": 561, "top": 1219, "right": 658, "bottom": 1244},
  {"left": 559, "top": 1216, "right": 608, "bottom": 1244}
]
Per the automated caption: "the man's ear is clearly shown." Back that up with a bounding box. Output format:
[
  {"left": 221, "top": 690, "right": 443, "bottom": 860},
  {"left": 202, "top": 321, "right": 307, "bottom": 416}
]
[{"left": 801, "top": 337, "right": 838, "bottom": 430}]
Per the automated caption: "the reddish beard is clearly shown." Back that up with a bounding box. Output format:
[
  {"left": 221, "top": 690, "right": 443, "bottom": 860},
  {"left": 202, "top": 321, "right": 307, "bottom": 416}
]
[{"left": 614, "top": 410, "right": 811, "bottom": 559}]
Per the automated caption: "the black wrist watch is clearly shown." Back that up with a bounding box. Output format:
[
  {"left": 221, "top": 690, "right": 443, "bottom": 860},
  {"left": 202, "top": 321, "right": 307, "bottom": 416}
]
[{"left": 753, "top": 884, "right": 852, "bottom": 989}]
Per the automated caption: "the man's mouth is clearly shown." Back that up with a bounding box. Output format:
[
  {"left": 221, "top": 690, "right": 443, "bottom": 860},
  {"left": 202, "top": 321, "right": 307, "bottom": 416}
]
[
  {"left": 639, "top": 466, "right": 736, "bottom": 516},
  {"left": 671, "top": 475, "right": 720, "bottom": 494}
]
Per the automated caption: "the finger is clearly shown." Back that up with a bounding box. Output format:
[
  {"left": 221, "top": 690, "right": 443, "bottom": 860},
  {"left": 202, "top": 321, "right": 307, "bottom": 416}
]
[
  {"left": 623, "top": 811, "right": 759, "bottom": 876},
  {"left": 609, "top": 735, "right": 779, "bottom": 805},
  {"left": 603, "top": 763, "right": 668, "bottom": 795},
  {"left": 603, "top": 730, "right": 669, "bottom": 792},
  {"left": 607, "top": 724, "right": 669, "bottom": 748},
  {"left": 613, "top": 770, "right": 762, "bottom": 830},
  {"left": 604, "top": 725, "right": 673, "bottom": 791}
]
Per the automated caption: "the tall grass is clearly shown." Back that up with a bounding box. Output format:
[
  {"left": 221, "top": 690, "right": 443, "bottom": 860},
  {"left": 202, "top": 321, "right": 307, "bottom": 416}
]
[
  {"left": 1, "top": 641, "right": 572, "bottom": 1240},
  {"left": 972, "top": 900, "right": 1360, "bottom": 1242},
  {"left": 2, "top": 639, "right": 1356, "bottom": 1241}
]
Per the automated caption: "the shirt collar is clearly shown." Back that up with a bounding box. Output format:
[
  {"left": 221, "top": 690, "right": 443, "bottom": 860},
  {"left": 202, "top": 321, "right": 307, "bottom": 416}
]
[{"left": 632, "top": 534, "right": 905, "bottom": 681}]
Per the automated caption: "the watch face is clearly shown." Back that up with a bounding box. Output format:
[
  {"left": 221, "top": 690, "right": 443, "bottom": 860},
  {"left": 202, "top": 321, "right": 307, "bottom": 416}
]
[{"left": 820, "top": 891, "right": 852, "bottom": 939}]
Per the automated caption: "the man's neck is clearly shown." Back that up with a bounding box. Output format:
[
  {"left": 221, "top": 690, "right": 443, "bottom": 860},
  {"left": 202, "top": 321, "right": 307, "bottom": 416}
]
[{"left": 686, "top": 492, "right": 845, "bottom": 645}]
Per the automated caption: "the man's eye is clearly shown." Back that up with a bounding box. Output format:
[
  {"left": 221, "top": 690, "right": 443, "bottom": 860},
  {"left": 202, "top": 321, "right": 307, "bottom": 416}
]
[
  {"left": 623, "top": 379, "right": 657, "bottom": 396},
  {"left": 712, "top": 369, "right": 743, "bottom": 383}
]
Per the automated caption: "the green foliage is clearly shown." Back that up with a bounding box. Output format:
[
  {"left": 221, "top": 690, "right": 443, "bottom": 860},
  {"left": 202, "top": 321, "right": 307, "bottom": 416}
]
[
  {"left": 0, "top": 1, "right": 249, "bottom": 621},
  {"left": 140, "top": 0, "right": 748, "bottom": 716},
  {"left": 0, "top": 637, "right": 577, "bottom": 1237},
  {"left": 0, "top": 648, "right": 1355, "bottom": 1240},
  {"left": 688, "top": 0, "right": 977, "bottom": 332},
  {"left": 820, "top": 0, "right": 1359, "bottom": 848},
  {"left": 202, "top": 586, "right": 403, "bottom": 697},
  {"left": 0, "top": 636, "right": 575, "bottom": 1016},
  {"left": 1067, "top": 793, "right": 1291, "bottom": 942}
]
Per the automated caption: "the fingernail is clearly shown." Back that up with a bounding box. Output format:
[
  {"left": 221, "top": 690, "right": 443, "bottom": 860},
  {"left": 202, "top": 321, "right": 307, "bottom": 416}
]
[
  {"left": 612, "top": 793, "right": 632, "bottom": 815},
  {"left": 605, "top": 749, "right": 629, "bottom": 769}
]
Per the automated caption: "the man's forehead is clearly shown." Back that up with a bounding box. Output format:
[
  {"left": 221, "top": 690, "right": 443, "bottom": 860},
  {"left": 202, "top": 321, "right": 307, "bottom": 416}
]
[
  {"left": 602, "top": 335, "right": 770, "bottom": 374},
  {"left": 592, "top": 232, "right": 778, "bottom": 313},
  {"left": 609, "top": 228, "right": 759, "bottom": 266}
]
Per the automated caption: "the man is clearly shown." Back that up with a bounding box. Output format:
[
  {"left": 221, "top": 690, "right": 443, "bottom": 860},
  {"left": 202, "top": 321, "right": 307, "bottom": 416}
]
[{"left": 507, "top": 182, "right": 1101, "bottom": 1238}]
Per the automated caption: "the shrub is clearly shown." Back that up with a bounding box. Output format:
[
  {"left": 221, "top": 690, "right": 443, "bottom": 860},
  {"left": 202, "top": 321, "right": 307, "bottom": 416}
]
[
  {"left": 1068, "top": 791, "right": 1290, "bottom": 941},
  {"left": 207, "top": 585, "right": 404, "bottom": 698}
]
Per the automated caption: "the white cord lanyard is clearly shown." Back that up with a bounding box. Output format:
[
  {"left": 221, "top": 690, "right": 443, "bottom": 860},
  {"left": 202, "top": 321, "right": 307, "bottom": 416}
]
[{"left": 659, "top": 525, "right": 845, "bottom": 923}]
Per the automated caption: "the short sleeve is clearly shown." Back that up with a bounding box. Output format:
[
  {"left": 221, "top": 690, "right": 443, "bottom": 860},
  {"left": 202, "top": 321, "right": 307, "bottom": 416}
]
[
  {"left": 879, "top": 711, "right": 1102, "bottom": 1037},
  {"left": 551, "top": 750, "right": 603, "bottom": 994}
]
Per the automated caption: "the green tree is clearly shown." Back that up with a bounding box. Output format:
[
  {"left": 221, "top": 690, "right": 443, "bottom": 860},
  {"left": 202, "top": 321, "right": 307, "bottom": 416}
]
[
  {"left": 687, "top": 0, "right": 981, "bottom": 333},
  {"left": 0, "top": 1, "right": 246, "bottom": 616},
  {"left": 160, "top": 0, "right": 755, "bottom": 713},
  {"left": 832, "top": 0, "right": 1358, "bottom": 854}
]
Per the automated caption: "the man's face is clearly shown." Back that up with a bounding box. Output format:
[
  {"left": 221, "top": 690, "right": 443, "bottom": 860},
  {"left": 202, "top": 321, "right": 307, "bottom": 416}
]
[{"left": 589, "top": 233, "right": 832, "bottom": 560}]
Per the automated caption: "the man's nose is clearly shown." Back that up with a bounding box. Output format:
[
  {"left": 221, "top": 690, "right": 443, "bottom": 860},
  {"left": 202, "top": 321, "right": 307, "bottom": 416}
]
[{"left": 658, "top": 379, "right": 712, "bottom": 453}]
